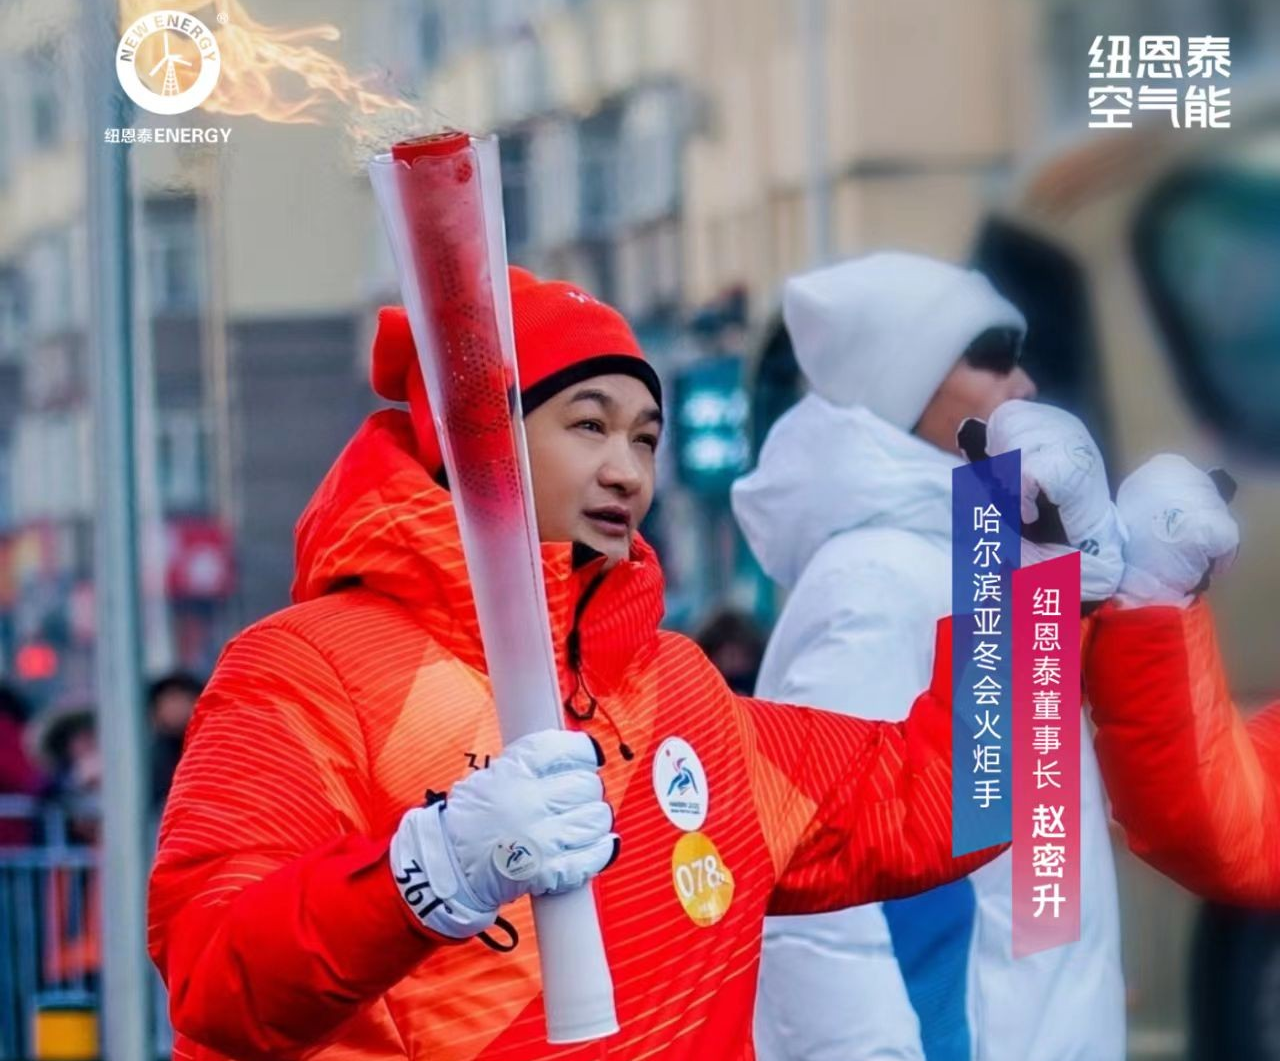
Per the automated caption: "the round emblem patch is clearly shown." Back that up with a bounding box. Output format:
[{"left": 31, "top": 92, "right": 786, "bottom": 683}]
[
  {"left": 493, "top": 839, "right": 540, "bottom": 882},
  {"left": 652, "top": 736, "right": 708, "bottom": 831}
]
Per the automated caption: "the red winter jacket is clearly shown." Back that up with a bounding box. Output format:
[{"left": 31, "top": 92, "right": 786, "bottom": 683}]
[
  {"left": 148, "top": 411, "right": 996, "bottom": 1061},
  {"left": 1087, "top": 600, "right": 1280, "bottom": 906}
]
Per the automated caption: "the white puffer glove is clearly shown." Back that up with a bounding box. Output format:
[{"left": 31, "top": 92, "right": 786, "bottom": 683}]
[
  {"left": 390, "top": 729, "right": 618, "bottom": 940},
  {"left": 983, "top": 400, "right": 1126, "bottom": 602},
  {"left": 1115, "top": 454, "right": 1239, "bottom": 609}
]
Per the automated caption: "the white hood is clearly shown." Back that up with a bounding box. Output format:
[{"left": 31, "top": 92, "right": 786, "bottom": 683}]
[
  {"left": 784, "top": 252, "right": 1027, "bottom": 430},
  {"left": 731, "top": 395, "right": 961, "bottom": 589}
]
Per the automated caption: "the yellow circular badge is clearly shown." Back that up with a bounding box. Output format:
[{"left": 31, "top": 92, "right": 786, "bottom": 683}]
[{"left": 671, "top": 832, "right": 734, "bottom": 927}]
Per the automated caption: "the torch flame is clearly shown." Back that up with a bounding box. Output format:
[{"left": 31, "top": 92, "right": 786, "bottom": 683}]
[{"left": 119, "top": 0, "right": 418, "bottom": 126}]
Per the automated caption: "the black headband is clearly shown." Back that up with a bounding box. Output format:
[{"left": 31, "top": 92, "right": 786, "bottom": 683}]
[{"left": 519, "top": 355, "right": 663, "bottom": 417}]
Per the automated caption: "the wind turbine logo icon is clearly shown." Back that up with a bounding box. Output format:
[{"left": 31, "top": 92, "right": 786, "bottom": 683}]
[
  {"left": 116, "top": 10, "right": 223, "bottom": 116},
  {"left": 149, "top": 31, "right": 193, "bottom": 97}
]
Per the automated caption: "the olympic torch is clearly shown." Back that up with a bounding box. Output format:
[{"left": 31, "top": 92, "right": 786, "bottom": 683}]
[{"left": 368, "top": 132, "right": 618, "bottom": 1043}]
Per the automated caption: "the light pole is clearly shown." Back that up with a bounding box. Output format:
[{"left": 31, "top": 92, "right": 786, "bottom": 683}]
[
  {"left": 800, "top": 0, "right": 833, "bottom": 266},
  {"left": 83, "top": 0, "right": 152, "bottom": 1056}
]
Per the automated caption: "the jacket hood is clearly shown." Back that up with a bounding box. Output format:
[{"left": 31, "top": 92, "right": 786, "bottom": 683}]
[
  {"left": 292, "top": 411, "right": 665, "bottom": 684},
  {"left": 731, "top": 395, "right": 960, "bottom": 589},
  {"left": 783, "top": 252, "right": 1026, "bottom": 430}
]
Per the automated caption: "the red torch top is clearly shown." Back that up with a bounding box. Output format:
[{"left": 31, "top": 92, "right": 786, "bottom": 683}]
[{"left": 391, "top": 131, "right": 471, "bottom": 163}]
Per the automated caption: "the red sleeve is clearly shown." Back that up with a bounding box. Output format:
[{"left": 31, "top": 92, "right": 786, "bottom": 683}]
[
  {"left": 148, "top": 624, "right": 443, "bottom": 1061},
  {"left": 1086, "top": 599, "right": 1280, "bottom": 906},
  {"left": 741, "top": 617, "right": 1004, "bottom": 915}
]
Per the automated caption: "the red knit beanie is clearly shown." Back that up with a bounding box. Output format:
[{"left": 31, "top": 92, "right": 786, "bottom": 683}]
[{"left": 371, "top": 266, "right": 662, "bottom": 474}]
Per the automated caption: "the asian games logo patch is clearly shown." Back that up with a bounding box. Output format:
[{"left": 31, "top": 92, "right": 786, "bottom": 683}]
[
  {"left": 493, "top": 839, "right": 540, "bottom": 882},
  {"left": 667, "top": 757, "right": 699, "bottom": 797},
  {"left": 653, "top": 737, "right": 708, "bottom": 831}
]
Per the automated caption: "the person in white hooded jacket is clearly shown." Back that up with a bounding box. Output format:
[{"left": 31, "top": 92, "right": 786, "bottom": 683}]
[{"left": 733, "top": 253, "right": 1125, "bottom": 1061}]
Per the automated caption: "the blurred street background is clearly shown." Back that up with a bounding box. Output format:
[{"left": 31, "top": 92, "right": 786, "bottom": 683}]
[{"left": 0, "top": 0, "right": 1278, "bottom": 1057}]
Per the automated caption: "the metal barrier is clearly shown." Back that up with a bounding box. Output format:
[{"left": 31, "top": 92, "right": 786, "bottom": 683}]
[{"left": 0, "top": 796, "right": 172, "bottom": 1061}]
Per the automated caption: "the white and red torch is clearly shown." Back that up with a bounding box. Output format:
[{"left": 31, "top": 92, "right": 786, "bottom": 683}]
[{"left": 368, "top": 132, "right": 618, "bottom": 1043}]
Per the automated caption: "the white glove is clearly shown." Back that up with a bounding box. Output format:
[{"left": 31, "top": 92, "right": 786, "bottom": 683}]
[
  {"left": 1115, "top": 454, "right": 1239, "bottom": 609},
  {"left": 390, "top": 729, "right": 618, "bottom": 940},
  {"left": 982, "top": 400, "right": 1126, "bottom": 602}
]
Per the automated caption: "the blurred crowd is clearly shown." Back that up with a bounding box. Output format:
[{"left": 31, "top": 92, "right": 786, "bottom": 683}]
[
  {"left": 0, "top": 672, "right": 204, "bottom": 845},
  {"left": 0, "top": 671, "right": 203, "bottom": 995}
]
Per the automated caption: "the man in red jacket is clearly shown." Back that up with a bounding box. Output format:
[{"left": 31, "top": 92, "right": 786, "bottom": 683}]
[
  {"left": 1085, "top": 454, "right": 1279, "bottom": 906},
  {"left": 148, "top": 268, "right": 1103, "bottom": 1061}
]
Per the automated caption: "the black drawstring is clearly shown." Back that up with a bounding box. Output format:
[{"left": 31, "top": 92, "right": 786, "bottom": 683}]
[
  {"left": 479, "top": 916, "right": 520, "bottom": 953},
  {"left": 564, "top": 628, "right": 600, "bottom": 722},
  {"left": 562, "top": 574, "right": 634, "bottom": 761},
  {"left": 592, "top": 698, "right": 636, "bottom": 762}
]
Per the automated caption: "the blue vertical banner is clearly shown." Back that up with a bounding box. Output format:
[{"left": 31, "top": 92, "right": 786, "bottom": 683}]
[{"left": 952, "top": 451, "right": 1021, "bottom": 856}]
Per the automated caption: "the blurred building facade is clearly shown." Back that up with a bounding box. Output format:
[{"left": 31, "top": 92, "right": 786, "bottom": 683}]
[
  {"left": 683, "top": 0, "right": 1042, "bottom": 307},
  {"left": 1, "top": 0, "right": 107, "bottom": 696},
  {"left": 0, "top": 0, "right": 378, "bottom": 696}
]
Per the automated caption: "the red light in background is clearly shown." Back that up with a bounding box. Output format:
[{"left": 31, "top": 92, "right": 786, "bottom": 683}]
[{"left": 15, "top": 642, "right": 59, "bottom": 682}]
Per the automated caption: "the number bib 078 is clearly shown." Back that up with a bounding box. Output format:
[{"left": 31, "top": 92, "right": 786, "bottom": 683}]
[{"left": 671, "top": 831, "right": 734, "bottom": 928}]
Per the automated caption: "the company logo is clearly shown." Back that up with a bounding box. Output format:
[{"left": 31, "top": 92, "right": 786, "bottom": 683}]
[
  {"left": 116, "top": 11, "right": 222, "bottom": 116},
  {"left": 1088, "top": 35, "right": 1231, "bottom": 130}
]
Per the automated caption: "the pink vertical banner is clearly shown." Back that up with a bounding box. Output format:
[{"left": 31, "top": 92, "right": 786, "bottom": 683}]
[{"left": 1012, "top": 551, "right": 1081, "bottom": 957}]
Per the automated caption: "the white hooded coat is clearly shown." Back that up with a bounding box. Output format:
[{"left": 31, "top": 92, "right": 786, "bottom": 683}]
[{"left": 732, "top": 255, "right": 1124, "bottom": 1061}]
